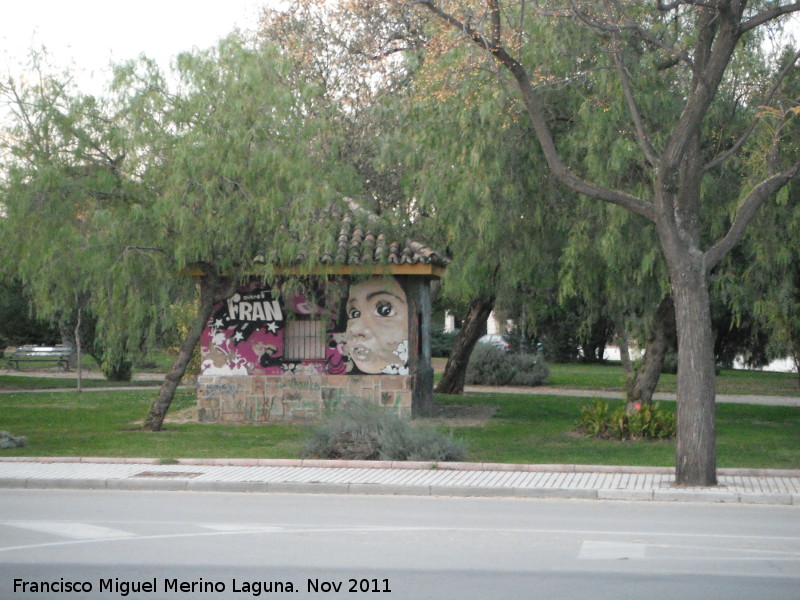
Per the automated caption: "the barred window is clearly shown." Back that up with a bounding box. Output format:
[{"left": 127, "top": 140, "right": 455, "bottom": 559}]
[{"left": 283, "top": 319, "right": 326, "bottom": 361}]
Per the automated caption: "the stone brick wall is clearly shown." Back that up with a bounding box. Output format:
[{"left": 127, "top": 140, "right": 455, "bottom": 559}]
[{"left": 196, "top": 374, "right": 412, "bottom": 423}]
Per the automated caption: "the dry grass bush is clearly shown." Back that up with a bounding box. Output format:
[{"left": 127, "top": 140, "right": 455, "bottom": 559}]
[{"left": 302, "top": 402, "right": 466, "bottom": 462}]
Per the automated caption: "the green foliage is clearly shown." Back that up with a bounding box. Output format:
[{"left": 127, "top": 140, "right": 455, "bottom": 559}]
[
  {"left": 465, "top": 344, "right": 549, "bottom": 387},
  {"left": 575, "top": 400, "right": 611, "bottom": 438},
  {"left": 430, "top": 330, "right": 458, "bottom": 357},
  {"left": 303, "top": 402, "right": 466, "bottom": 462},
  {"left": 100, "top": 358, "right": 134, "bottom": 382},
  {"left": 576, "top": 401, "right": 677, "bottom": 441},
  {"left": 0, "top": 50, "right": 159, "bottom": 376},
  {"left": 660, "top": 351, "right": 678, "bottom": 375},
  {"left": 1, "top": 34, "right": 360, "bottom": 390},
  {"left": 112, "top": 34, "right": 359, "bottom": 276},
  {"left": 0, "top": 280, "right": 60, "bottom": 347}
]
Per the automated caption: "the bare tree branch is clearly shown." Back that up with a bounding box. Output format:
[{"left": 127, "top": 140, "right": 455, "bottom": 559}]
[
  {"left": 568, "top": 0, "right": 693, "bottom": 67},
  {"left": 705, "top": 161, "right": 800, "bottom": 270},
  {"left": 488, "top": 0, "right": 502, "bottom": 47},
  {"left": 609, "top": 30, "right": 660, "bottom": 167},
  {"left": 657, "top": 1, "right": 723, "bottom": 10},
  {"left": 415, "top": 0, "right": 656, "bottom": 221},
  {"left": 741, "top": 2, "right": 800, "bottom": 33},
  {"left": 660, "top": 4, "right": 740, "bottom": 177}
]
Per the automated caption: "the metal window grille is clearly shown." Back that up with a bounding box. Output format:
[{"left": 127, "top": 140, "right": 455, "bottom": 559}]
[{"left": 283, "top": 319, "right": 327, "bottom": 361}]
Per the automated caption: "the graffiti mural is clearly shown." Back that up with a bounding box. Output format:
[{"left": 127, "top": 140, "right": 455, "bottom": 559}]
[
  {"left": 345, "top": 276, "right": 409, "bottom": 375},
  {"left": 200, "top": 277, "right": 410, "bottom": 377}
]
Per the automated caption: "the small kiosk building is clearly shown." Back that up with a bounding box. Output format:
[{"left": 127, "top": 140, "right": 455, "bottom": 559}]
[{"left": 196, "top": 212, "right": 447, "bottom": 423}]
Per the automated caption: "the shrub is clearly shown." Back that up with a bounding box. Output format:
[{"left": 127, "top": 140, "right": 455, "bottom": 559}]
[
  {"left": 465, "top": 344, "right": 549, "bottom": 387},
  {"left": 576, "top": 400, "right": 612, "bottom": 438},
  {"left": 0, "top": 431, "right": 28, "bottom": 449},
  {"left": 430, "top": 330, "right": 459, "bottom": 358},
  {"left": 576, "top": 401, "right": 677, "bottom": 440},
  {"left": 101, "top": 358, "right": 134, "bottom": 382},
  {"left": 302, "top": 402, "right": 466, "bottom": 462},
  {"left": 510, "top": 352, "right": 551, "bottom": 386}
]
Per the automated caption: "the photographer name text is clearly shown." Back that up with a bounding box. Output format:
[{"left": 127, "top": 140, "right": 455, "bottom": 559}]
[{"left": 13, "top": 577, "right": 392, "bottom": 596}]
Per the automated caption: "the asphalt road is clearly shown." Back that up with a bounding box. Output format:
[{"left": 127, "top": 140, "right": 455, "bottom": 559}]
[{"left": 1, "top": 489, "right": 798, "bottom": 599}]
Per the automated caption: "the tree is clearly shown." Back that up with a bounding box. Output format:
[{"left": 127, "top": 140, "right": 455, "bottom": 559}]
[
  {"left": 2, "top": 35, "right": 357, "bottom": 428},
  {"left": 111, "top": 35, "right": 359, "bottom": 430},
  {"left": 0, "top": 52, "right": 144, "bottom": 390},
  {"left": 366, "top": 0, "right": 800, "bottom": 485}
]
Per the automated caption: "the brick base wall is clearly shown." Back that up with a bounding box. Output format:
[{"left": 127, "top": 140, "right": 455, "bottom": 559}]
[{"left": 196, "top": 374, "right": 412, "bottom": 423}]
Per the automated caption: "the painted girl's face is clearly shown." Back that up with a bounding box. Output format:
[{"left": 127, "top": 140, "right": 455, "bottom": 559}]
[{"left": 345, "top": 277, "right": 409, "bottom": 374}]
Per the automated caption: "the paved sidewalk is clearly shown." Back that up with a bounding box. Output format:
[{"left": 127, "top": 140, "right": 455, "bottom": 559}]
[
  {"left": 465, "top": 385, "right": 800, "bottom": 406},
  {"left": 0, "top": 457, "right": 797, "bottom": 505}
]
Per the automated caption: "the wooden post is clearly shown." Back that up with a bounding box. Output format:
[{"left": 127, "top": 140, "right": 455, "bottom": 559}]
[{"left": 403, "top": 276, "right": 435, "bottom": 417}]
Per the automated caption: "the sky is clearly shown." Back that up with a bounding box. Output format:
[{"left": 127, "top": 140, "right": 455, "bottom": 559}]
[
  {"left": 2, "top": 2, "right": 797, "bottom": 93},
  {"left": 1, "top": 0, "right": 271, "bottom": 96}
]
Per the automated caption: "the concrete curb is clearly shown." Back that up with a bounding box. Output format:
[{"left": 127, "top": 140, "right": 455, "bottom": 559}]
[
  {"left": 1, "top": 456, "right": 797, "bottom": 477},
  {"left": 0, "top": 457, "right": 797, "bottom": 505},
  {"left": 2, "top": 477, "right": 795, "bottom": 505}
]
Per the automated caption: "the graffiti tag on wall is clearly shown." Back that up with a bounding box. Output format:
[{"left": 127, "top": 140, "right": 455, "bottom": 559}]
[{"left": 200, "top": 277, "right": 410, "bottom": 377}]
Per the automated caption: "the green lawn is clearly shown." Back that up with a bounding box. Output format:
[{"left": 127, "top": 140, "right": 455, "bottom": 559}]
[
  {"left": 434, "top": 393, "right": 799, "bottom": 469},
  {"left": 544, "top": 362, "right": 799, "bottom": 397},
  {"left": 0, "top": 389, "right": 305, "bottom": 460},
  {"left": 432, "top": 357, "right": 799, "bottom": 397},
  {"left": 1, "top": 385, "right": 796, "bottom": 469}
]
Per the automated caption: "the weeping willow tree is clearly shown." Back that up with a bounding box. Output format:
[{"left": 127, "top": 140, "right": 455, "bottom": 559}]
[
  {"left": 113, "top": 35, "right": 360, "bottom": 430},
  {"left": 1, "top": 34, "right": 359, "bottom": 430},
  {"left": 0, "top": 52, "right": 147, "bottom": 390}
]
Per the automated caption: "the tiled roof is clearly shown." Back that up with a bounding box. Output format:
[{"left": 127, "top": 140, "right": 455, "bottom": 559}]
[
  {"left": 319, "top": 212, "right": 448, "bottom": 268},
  {"left": 253, "top": 199, "right": 448, "bottom": 273}
]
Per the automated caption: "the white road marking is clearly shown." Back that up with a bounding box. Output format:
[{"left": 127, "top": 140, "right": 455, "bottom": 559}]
[{"left": 5, "top": 521, "right": 136, "bottom": 540}]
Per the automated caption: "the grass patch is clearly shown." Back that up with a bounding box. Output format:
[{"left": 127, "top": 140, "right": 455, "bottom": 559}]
[
  {"left": 433, "top": 392, "right": 799, "bottom": 469},
  {"left": 0, "top": 389, "right": 305, "bottom": 459},
  {"left": 0, "top": 387, "right": 796, "bottom": 469}
]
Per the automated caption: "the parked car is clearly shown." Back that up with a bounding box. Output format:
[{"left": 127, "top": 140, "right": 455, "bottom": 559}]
[{"left": 477, "top": 333, "right": 511, "bottom": 352}]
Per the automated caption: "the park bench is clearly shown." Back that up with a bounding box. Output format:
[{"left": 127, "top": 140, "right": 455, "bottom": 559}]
[{"left": 6, "top": 345, "right": 73, "bottom": 371}]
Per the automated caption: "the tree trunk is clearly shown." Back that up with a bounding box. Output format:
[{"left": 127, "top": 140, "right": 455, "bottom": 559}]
[
  {"left": 434, "top": 296, "right": 495, "bottom": 395},
  {"left": 402, "top": 278, "right": 436, "bottom": 417},
  {"left": 626, "top": 296, "right": 676, "bottom": 412},
  {"left": 74, "top": 304, "right": 83, "bottom": 393},
  {"left": 143, "top": 272, "right": 235, "bottom": 431},
  {"left": 671, "top": 262, "right": 717, "bottom": 487}
]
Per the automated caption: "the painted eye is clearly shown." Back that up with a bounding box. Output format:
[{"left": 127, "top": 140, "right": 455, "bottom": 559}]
[
  {"left": 348, "top": 308, "right": 361, "bottom": 319},
  {"left": 375, "top": 301, "right": 394, "bottom": 317}
]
